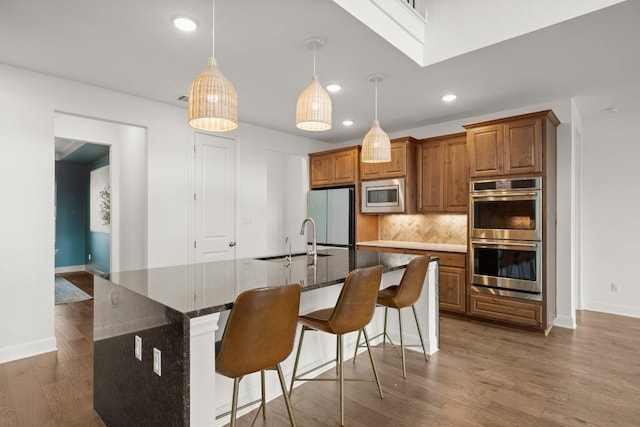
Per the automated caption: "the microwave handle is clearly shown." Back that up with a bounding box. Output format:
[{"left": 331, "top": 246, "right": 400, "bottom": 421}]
[{"left": 471, "top": 191, "right": 538, "bottom": 198}]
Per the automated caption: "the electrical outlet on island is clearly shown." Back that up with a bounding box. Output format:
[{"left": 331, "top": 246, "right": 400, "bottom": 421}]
[
  {"left": 153, "top": 348, "right": 162, "bottom": 376},
  {"left": 134, "top": 335, "right": 142, "bottom": 361}
]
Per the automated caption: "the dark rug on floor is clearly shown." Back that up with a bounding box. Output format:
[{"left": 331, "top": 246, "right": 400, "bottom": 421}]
[{"left": 55, "top": 276, "right": 92, "bottom": 304}]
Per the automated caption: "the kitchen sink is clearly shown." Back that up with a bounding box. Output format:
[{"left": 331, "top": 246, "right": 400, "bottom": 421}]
[{"left": 255, "top": 252, "right": 332, "bottom": 262}]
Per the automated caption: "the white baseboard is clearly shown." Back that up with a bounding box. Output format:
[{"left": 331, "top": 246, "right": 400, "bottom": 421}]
[
  {"left": 582, "top": 301, "right": 640, "bottom": 319},
  {"left": 0, "top": 337, "right": 57, "bottom": 364},
  {"left": 552, "top": 314, "right": 577, "bottom": 329},
  {"left": 55, "top": 264, "right": 86, "bottom": 274},
  {"left": 55, "top": 265, "right": 106, "bottom": 277}
]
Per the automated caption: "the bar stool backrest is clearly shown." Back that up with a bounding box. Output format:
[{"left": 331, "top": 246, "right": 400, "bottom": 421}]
[
  {"left": 393, "top": 256, "right": 430, "bottom": 308},
  {"left": 329, "top": 265, "right": 383, "bottom": 335},
  {"left": 216, "top": 284, "right": 301, "bottom": 378}
]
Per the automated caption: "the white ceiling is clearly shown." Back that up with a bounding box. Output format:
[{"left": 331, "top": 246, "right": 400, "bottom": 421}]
[{"left": 1, "top": 0, "right": 638, "bottom": 143}]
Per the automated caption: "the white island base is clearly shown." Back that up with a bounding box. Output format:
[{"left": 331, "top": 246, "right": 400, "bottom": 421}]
[{"left": 189, "top": 259, "right": 439, "bottom": 426}]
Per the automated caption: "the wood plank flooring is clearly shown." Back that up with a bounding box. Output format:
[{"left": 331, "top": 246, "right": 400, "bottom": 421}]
[{"left": 1, "top": 276, "right": 639, "bottom": 426}]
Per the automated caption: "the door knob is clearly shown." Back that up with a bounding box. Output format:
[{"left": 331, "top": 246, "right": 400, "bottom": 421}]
[{"left": 229, "top": 241, "right": 236, "bottom": 247}]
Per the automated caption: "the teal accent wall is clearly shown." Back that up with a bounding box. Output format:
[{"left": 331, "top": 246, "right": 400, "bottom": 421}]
[
  {"left": 55, "top": 150, "right": 111, "bottom": 274},
  {"left": 55, "top": 162, "right": 88, "bottom": 267},
  {"left": 87, "top": 154, "right": 111, "bottom": 274}
]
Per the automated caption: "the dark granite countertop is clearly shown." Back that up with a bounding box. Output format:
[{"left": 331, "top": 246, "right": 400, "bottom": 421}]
[{"left": 106, "top": 248, "right": 420, "bottom": 318}]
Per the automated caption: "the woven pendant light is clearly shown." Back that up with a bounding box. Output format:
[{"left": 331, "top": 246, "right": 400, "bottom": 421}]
[
  {"left": 296, "top": 38, "right": 332, "bottom": 131},
  {"left": 188, "top": 0, "right": 238, "bottom": 132},
  {"left": 362, "top": 74, "right": 391, "bottom": 163}
]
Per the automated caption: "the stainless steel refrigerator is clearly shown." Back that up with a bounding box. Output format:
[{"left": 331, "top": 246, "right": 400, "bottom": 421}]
[{"left": 307, "top": 187, "right": 355, "bottom": 247}]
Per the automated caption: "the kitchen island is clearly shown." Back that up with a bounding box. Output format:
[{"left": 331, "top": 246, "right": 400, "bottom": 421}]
[{"left": 93, "top": 248, "right": 439, "bottom": 426}]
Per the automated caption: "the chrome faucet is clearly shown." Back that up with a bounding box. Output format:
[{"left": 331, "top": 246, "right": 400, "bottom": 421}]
[{"left": 300, "top": 217, "right": 317, "bottom": 259}]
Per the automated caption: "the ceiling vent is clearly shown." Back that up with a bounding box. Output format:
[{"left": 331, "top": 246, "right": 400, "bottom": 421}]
[{"left": 177, "top": 95, "right": 189, "bottom": 102}]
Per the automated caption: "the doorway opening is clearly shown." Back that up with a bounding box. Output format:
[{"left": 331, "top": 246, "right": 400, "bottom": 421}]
[{"left": 55, "top": 140, "right": 111, "bottom": 277}]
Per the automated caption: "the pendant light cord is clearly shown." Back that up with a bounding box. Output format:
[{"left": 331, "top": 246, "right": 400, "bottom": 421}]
[
  {"left": 374, "top": 80, "right": 378, "bottom": 121},
  {"left": 211, "top": 0, "right": 215, "bottom": 59},
  {"left": 313, "top": 46, "right": 317, "bottom": 77}
]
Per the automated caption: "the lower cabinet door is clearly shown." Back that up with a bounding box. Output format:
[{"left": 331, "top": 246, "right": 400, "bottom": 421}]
[
  {"left": 439, "top": 266, "right": 466, "bottom": 313},
  {"left": 468, "top": 293, "right": 542, "bottom": 327}
]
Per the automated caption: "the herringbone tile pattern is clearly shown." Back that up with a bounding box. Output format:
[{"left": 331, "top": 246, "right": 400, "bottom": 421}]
[{"left": 379, "top": 214, "right": 467, "bottom": 244}]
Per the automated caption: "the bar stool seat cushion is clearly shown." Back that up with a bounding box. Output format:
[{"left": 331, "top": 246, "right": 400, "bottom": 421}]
[{"left": 376, "top": 285, "right": 400, "bottom": 308}]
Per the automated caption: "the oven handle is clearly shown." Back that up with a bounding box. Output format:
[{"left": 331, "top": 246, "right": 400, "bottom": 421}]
[
  {"left": 471, "top": 191, "right": 539, "bottom": 198},
  {"left": 471, "top": 240, "right": 539, "bottom": 249}
]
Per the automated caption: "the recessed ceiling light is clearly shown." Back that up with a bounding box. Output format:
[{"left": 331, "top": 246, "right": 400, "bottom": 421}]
[
  {"left": 172, "top": 16, "right": 199, "bottom": 32},
  {"left": 326, "top": 84, "right": 342, "bottom": 93},
  {"left": 441, "top": 93, "right": 457, "bottom": 102},
  {"left": 342, "top": 120, "right": 354, "bottom": 126}
]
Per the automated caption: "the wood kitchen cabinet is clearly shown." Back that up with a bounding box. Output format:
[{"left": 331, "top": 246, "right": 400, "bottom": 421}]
[
  {"left": 468, "top": 293, "right": 543, "bottom": 328},
  {"left": 309, "top": 146, "right": 359, "bottom": 188},
  {"left": 417, "top": 132, "right": 468, "bottom": 213},
  {"left": 438, "top": 260, "right": 466, "bottom": 313},
  {"left": 465, "top": 110, "right": 559, "bottom": 178},
  {"left": 359, "top": 137, "right": 417, "bottom": 180}
]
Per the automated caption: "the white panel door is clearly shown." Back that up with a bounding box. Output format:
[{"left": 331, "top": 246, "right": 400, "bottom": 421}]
[{"left": 194, "top": 132, "right": 236, "bottom": 263}]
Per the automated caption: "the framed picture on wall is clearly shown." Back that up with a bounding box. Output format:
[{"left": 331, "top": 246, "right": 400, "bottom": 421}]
[{"left": 90, "top": 165, "right": 110, "bottom": 233}]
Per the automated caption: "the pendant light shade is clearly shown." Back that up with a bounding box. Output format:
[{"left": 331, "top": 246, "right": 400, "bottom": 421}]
[
  {"left": 189, "top": 58, "right": 238, "bottom": 131},
  {"left": 188, "top": 0, "right": 238, "bottom": 132},
  {"left": 361, "top": 119, "right": 391, "bottom": 163},
  {"left": 296, "top": 75, "right": 332, "bottom": 131},
  {"left": 296, "top": 38, "right": 332, "bottom": 131},
  {"left": 362, "top": 74, "right": 391, "bottom": 163}
]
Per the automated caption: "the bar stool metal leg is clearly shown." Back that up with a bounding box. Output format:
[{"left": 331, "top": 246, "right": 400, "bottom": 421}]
[
  {"left": 260, "top": 370, "right": 266, "bottom": 419},
  {"left": 230, "top": 377, "right": 241, "bottom": 427},
  {"left": 352, "top": 329, "right": 362, "bottom": 363},
  {"left": 397, "top": 308, "right": 406, "bottom": 378},
  {"left": 338, "top": 334, "right": 345, "bottom": 426},
  {"left": 362, "top": 329, "right": 384, "bottom": 399},
  {"left": 276, "top": 364, "right": 297, "bottom": 427},
  {"left": 412, "top": 304, "right": 429, "bottom": 362},
  {"left": 382, "top": 307, "right": 389, "bottom": 345},
  {"left": 289, "top": 326, "right": 306, "bottom": 397}
]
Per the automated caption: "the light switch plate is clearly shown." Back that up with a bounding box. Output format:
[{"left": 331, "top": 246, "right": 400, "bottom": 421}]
[
  {"left": 153, "top": 348, "right": 162, "bottom": 376},
  {"left": 134, "top": 335, "right": 142, "bottom": 361}
]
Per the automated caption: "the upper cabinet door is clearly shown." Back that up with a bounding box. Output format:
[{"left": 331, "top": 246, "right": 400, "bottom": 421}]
[
  {"left": 503, "top": 118, "right": 542, "bottom": 175},
  {"left": 360, "top": 140, "right": 408, "bottom": 180},
  {"left": 332, "top": 148, "right": 357, "bottom": 184},
  {"left": 310, "top": 153, "right": 333, "bottom": 187},
  {"left": 468, "top": 124, "right": 503, "bottom": 178},
  {"left": 417, "top": 132, "right": 468, "bottom": 213},
  {"left": 417, "top": 141, "right": 444, "bottom": 212},
  {"left": 443, "top": 134, "right": 469, "bottom": 212}
]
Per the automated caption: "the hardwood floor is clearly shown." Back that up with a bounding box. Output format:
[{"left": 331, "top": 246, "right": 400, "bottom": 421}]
[
  {"left": 0, "top": 272, "right": 104, "bottom": 426},
  {"left": 1, "top": 278, "right": 639, "bottom": 426}
]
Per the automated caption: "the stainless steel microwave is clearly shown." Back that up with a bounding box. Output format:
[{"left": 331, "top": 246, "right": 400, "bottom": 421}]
[{"left": 361, "top": 178, "right": 406, "bottom": 213}]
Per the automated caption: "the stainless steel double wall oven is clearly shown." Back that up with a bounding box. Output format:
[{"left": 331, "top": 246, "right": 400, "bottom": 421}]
[{"left": 469, "top": 177, "right": 543, "bottom": 300}]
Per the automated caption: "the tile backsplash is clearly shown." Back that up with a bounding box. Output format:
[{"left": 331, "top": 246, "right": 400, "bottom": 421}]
[{"left": 379, "top": 214, "right": 467, "bottom": 245}]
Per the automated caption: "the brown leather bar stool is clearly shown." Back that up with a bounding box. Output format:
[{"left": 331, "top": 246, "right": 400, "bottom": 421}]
[
  {"left": 289, "top": 265, "right": 384, "bottom": 426},
  {"left": 353, "top": 256, "right": 430, "bottom": 378},
  {"left": 216, "top": 284, "right": 301, "bottom": 427}
]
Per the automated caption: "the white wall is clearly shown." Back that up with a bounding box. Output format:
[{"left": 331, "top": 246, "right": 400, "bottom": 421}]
[
  {"left": 0, "top": 62, "right": 330, "bottom": 363},
  {"left": 266, "top": 151, "right": 310, "bottom": 257},
  {"left": 231, "top": 122, "right": 331, "bottom": 259},
  {"left": 581, "top": 107, "right": 640, "bottom": 317}
]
